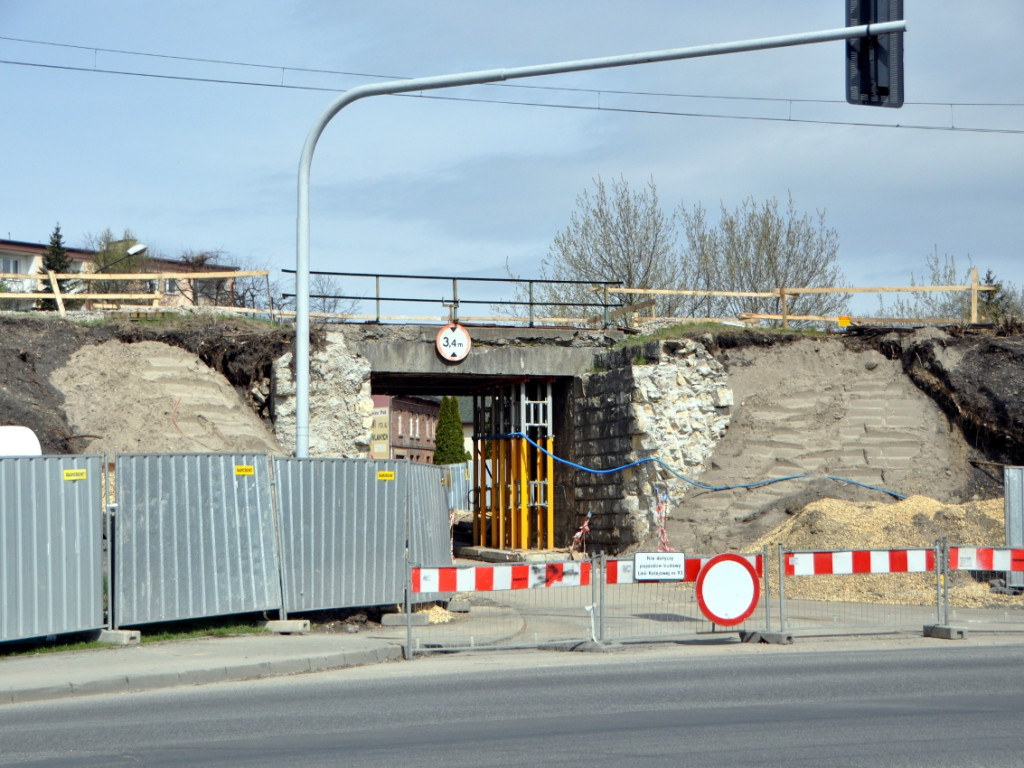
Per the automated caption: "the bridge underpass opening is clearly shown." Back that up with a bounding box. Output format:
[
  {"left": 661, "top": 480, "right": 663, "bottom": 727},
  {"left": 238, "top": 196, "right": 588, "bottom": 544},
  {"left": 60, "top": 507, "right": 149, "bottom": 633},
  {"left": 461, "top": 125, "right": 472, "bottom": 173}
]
[{"left": 370, "top": 373, "right": 573, "bottom": 551}]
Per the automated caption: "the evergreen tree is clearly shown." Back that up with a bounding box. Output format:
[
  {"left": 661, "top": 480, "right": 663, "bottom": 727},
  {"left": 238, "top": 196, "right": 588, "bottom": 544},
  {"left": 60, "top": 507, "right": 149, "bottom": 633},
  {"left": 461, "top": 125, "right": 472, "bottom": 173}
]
[
  {"left": 37, "top": 223, "right": 73, "bottom": 311},
  {"left": 434, "top": 396, "right": 470, "bottom": 465}
]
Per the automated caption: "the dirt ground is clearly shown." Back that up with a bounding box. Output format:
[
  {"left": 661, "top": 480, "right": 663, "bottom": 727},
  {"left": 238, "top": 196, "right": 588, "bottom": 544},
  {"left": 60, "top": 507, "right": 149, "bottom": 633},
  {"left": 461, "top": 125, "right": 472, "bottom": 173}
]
[
  {"left": 632, "top": 326, "right": 1023, "bottom": 558},
  {"left": 0, "top": 313, "right": 294, "bottom": 454},
  {"left": 2, "top": 313, "right": 1022, "bottom": 563}
]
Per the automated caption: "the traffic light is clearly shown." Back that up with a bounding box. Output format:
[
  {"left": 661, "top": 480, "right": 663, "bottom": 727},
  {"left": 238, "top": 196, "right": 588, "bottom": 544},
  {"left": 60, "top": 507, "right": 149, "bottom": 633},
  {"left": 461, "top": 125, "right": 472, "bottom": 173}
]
[{"left": 846, "top": 0, "right": 904, "bottom": 108}]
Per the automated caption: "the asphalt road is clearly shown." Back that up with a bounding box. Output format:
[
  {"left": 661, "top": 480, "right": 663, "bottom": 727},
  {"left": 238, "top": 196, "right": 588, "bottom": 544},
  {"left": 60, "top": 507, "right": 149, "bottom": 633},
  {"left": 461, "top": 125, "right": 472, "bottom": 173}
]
[{"left": 3, "top": 640, "right": 1024, "bottom": 767}]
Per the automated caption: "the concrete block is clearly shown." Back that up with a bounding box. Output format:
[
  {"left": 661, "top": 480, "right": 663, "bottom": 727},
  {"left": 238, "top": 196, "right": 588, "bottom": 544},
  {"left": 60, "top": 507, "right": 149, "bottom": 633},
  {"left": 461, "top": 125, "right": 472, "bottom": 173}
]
[
  {"left": 381, "top": 612, "right": 429, "bottom": 626},
  {"left": 739, "top": 630, "right": 794, "bottom": 645},
  {"left": 261, "top": 619, "right": 310, "bottom": 635},
  {"left": 93, "top": 629, "right": 141, "bottom": 646},
  {"left": 923, "top": 624, "right": 967, "bottom": 640},
  {"left": 445, "top": 600, "right": 472, "bottom": 613}
]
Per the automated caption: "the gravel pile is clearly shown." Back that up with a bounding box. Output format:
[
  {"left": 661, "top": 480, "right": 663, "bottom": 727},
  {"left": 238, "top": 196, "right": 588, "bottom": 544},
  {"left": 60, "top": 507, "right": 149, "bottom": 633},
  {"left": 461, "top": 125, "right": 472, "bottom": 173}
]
[{"left": 751, "top": 495, "right": 1020, "bottom": 609}]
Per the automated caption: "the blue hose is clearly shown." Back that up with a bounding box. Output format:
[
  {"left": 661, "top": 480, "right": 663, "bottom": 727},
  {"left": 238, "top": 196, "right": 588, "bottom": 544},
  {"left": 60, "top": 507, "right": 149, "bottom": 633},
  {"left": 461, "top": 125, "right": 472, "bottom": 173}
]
[{"left": 482, "top": 432, "right": 906, "bottom": 499}]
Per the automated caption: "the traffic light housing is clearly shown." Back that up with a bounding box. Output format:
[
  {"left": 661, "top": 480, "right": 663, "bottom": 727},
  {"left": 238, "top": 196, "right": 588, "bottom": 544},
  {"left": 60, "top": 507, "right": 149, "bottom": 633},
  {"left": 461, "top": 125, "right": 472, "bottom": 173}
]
[{"left": 846, "top": 0, "right": 904, "bottom": 108}]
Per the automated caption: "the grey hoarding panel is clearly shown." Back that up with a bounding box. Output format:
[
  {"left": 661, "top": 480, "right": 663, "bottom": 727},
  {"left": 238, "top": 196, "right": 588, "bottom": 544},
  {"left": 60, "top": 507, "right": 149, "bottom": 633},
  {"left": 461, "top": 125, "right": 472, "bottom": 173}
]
[
  {"left": 113, "top": 453, "right": 281, "bottom": 627},
  {"left": 1, "top": 455, "right": 104, "bottom": 643},
  {"left": 274, "top": 458, "right": 406, "bottom": 612},
  {"left": 407, "top": 462, "right": 454, "bottom": 567},
  {"left": 275, "top": 459, "right": 454, "bottom": 614},
  {"left": 1006, "top": 467, "right": 1024, "bottom": 588}
]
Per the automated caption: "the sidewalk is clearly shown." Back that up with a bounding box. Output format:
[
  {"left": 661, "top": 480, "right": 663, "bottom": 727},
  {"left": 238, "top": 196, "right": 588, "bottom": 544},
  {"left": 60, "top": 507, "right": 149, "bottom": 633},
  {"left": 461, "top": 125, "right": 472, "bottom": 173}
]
[{"left": 1, "top": 626, "right": 408, "bottom": 706}]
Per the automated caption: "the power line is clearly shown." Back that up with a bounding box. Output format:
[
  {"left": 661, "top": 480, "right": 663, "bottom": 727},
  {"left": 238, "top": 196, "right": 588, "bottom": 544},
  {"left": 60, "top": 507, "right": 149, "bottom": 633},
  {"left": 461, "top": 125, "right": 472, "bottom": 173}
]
[
  {"left": 8, "top": 33, "right": 1024, "bottom": 109},
  {"left": 2, "top": 49, "right": 1023, "bottom": 136},
  {"left": 2, "top": 33, "right": 1024, "bottom": 109}
]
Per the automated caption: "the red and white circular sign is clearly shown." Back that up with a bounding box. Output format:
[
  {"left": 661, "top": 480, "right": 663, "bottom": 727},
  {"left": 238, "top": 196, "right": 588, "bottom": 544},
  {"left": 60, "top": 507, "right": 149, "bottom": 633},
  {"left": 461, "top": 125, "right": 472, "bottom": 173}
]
[
  {"left": 695, "top": 553, "right": 760, "bottom": 626},
  {"left": 435, "top": 323, "right": 471, "bottom": 362}
]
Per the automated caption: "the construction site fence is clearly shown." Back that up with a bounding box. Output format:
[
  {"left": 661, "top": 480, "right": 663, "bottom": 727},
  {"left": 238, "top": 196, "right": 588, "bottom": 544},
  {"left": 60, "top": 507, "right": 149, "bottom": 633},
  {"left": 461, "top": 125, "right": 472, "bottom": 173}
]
[
  {"left": 406, "top": 543, "right": 1024, "bottom": 655},
  {"left": 0, "top": 453, "right": 454, "bottom": 643},
  {"left": 4, "top": 266, "right": 1001, "bottom": 329}
]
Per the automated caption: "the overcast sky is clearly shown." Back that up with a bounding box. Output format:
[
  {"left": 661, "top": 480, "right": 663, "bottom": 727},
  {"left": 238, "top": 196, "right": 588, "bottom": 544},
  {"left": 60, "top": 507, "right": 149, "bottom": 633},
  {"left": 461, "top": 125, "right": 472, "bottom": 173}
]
[{"left": 2, "top": 1, "right": 1022, "bottom": 317}]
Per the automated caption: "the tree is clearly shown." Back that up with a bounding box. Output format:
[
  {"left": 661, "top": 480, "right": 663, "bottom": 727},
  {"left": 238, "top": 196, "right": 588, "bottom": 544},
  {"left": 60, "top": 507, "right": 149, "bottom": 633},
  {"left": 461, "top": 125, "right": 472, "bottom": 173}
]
[
  {"left": 511, "top": 175, "right": 685, "bottom": 318},
  {"left": 434, "top": 396, "right": 470, "bottom": 465},
  {"left": 876, "top": 248, "right": 1024, "bottom": 322},
  {"left": 272, "top": 272, "right": 359, "bottom": 323},
  {"left": 36, "top": 223, "right": 73, "bottom": 311},
  {"left": 513, "top": 178, "right": 847, "bottom": 326},
  {"left": 85, "top": 228, "right": 151, "bottom": 303},
  {"left": 677, "top": 194, "right": 849, "bottom": 324},
  {"left": 178, "top": 249, "right": 233, "bottom": 306}
]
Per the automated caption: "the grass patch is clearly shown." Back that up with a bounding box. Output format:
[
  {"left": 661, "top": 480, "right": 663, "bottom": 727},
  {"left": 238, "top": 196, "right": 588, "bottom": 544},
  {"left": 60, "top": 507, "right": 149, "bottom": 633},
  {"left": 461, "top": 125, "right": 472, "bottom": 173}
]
[{"left": 0, "top": 615, "right": 270, "bottom": 657}]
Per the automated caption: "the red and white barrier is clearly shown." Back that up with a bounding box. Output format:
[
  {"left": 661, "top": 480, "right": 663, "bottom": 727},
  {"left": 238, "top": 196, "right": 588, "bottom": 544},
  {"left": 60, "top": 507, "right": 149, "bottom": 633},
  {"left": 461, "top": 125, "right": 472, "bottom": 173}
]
[
  {"left": 412, "top": 561, "right": 591, "bottom": 594},
  {"left": 784, "top": 548, "right": 934, "bottom": 576},
  {"left": 606, "top": 555, "right": 762, "bottom": 584},
  {"left": 949, "top": 547, "right": 1024, "bottom": 572}
]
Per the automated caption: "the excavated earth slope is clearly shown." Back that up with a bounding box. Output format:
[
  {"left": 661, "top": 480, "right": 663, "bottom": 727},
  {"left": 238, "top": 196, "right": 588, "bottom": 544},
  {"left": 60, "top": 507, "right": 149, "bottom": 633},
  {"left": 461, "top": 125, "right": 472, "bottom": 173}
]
[
  {"left": 1, "top": 315, "right": 1021, "bottom": 565},
  {"left": 645, "top": 328, "right": 1023, "bottom": 556}
]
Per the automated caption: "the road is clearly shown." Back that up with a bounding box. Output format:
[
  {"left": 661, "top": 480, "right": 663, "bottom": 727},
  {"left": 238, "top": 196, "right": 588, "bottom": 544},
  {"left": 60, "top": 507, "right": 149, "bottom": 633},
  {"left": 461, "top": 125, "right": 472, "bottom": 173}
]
[{"left": 2, "top": 639, "right": 1024, "bottom": 767}]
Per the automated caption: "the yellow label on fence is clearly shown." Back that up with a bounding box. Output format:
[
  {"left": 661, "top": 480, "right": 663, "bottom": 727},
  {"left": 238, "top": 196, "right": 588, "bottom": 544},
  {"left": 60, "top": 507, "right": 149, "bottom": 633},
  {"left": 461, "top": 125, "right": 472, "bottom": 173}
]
[
  {"left": 377, "top": 470, "right": 396, "bottom": 481},
  {"left": 838, "top": 315, "right": 851, "bottom": 328},
  {"left": 63, "top": 468, "right": 87, "bottom": 481},
  {"left": 235, "top": 465, "right": 255, "bottom": 476}
]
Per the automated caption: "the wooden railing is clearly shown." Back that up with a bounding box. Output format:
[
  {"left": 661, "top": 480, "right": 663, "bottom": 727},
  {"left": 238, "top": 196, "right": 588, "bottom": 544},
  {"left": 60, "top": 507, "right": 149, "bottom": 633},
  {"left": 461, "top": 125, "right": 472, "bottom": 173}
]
[
  {"left": 0, "top": 270, "right": 272, "bottom": 319},
  {"left": 0, "top": 266, "right": 1000, "bottom": 328},
  {"left": 594, "top": 268, "right": 997, "bottom": 328}
]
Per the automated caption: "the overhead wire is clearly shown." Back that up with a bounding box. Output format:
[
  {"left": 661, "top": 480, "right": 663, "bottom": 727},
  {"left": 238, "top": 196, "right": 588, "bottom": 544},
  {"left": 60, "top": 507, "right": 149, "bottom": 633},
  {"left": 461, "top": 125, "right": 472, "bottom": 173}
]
[{"left": 2, "top": 35, "right": 1023, "bottom": 135}]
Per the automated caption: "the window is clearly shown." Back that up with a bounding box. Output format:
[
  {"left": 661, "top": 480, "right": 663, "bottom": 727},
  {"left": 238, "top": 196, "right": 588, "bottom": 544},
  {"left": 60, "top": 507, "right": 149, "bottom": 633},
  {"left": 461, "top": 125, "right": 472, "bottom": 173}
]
[
  {"left": 164, "top": 278, "right": 179, "bottom": 294},
  {"left": 1, "top": 258, "right": 20, "bottom": 274}
]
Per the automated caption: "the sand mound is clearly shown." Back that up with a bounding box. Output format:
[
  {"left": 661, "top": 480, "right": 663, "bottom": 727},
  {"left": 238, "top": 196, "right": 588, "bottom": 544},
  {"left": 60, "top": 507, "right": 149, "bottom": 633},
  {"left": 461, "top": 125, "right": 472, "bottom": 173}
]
[
  {"left": 751, "top": 495, "right": 1015, "bottom": 609},
  {"left": 50, "top": 339, "right": 281, "bottom": 455}
]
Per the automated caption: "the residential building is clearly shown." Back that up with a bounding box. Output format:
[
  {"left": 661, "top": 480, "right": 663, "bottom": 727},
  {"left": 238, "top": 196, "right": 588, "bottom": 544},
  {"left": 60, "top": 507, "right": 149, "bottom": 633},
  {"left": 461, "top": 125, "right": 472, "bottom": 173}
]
[
  {"left": 0, "top": 238, "right": 237, "bottom": 309},
  {"left": 370, "top": 394, "right": 440, "bottom": 463}
]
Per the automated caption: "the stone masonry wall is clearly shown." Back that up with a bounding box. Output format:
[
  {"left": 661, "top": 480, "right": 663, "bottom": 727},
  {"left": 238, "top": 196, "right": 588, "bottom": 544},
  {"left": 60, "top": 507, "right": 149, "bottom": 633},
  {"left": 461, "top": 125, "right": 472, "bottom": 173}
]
[
  {"left": 272, "top": 331, "right": 374, "bottom": 457},
  {"left": 573, "top": 339, "right": 732, "bottom": 552}
]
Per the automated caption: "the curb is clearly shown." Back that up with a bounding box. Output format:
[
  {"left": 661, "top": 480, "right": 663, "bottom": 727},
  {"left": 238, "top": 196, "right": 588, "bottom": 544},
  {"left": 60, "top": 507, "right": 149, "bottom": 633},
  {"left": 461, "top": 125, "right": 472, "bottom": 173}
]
[{"left": 2, "top": 644, "right": 402, "bottom": 706}]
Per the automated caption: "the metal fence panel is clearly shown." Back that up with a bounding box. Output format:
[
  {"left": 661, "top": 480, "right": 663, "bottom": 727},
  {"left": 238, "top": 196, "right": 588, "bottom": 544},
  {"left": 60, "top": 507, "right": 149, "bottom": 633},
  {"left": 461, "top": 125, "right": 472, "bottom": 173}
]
[
  {"left": 600, "top": 554, "right": 769, "bottom": 642},
  {"left": 275, "top": 458, "right": 407, "bottom": 613},
  {"left": 408, "top": 560, "right": 596, "bottom": 652},
  {"left": 113, "top": 453, "right": 281, "bottom": 627},
  {"left": 1, "top": 455, "right": 104, "bottom": 642},
  {"left": 778, "top": 546, "right": 941, "bottom": 634},
  {"left": 438, "top": 462, "right": 471, "bottom": 512},
  {"left": 1006, "top": 467, "right": 1024, "bottom": 589},
  {"left": 407, "top": 462, "right": 455, "bottom": 568}
]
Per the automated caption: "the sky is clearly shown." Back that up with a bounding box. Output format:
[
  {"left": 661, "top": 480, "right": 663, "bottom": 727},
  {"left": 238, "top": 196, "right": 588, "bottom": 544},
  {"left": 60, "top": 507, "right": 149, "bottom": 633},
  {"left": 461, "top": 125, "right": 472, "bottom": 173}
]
[{"left": 2, "top": 1, "right": 1022, "bottom": 318}]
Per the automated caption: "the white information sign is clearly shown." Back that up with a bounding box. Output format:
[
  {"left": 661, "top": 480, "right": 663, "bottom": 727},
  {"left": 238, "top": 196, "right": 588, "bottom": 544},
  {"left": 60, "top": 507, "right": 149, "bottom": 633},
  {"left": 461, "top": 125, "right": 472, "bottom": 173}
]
[{"left": 634, "top": 552, "right": 686, "bottom": 581}]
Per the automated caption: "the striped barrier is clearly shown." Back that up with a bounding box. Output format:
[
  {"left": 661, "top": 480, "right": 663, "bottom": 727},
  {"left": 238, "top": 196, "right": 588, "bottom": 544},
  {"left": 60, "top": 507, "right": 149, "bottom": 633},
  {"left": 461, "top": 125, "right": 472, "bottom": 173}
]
[
  {"left": 949, "top": 547, "right": 1024, "bottom": 572},
  {"left": 606, "top": 555, "right": 762, "bottom": 584},
  {"left": 412, "top": 561, "right": 591, "bottom": 594},
  {"left": 784, "top": 548, "right": 935, "bottom": 576}
]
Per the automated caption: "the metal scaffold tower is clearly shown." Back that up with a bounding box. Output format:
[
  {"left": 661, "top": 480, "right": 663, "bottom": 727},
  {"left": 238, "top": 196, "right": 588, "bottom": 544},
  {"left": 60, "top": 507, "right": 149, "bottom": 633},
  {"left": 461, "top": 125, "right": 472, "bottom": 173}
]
[{"left": 472, "top": 380, "right": 555, "bottom": 550}]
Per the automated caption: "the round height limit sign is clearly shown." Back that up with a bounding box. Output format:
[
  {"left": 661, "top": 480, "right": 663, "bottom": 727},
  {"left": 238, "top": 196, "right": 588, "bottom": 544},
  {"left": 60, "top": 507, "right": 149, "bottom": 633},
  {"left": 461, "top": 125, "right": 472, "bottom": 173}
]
[{"left": 436, "top": 323, "right": 471, "bottom": 362}]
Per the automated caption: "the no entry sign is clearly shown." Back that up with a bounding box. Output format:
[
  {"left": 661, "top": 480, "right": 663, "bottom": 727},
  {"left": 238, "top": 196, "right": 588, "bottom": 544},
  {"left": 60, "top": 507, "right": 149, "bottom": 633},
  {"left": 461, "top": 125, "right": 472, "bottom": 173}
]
[{"left": 695, "top": 553, "right": 760, "bottom": 626}]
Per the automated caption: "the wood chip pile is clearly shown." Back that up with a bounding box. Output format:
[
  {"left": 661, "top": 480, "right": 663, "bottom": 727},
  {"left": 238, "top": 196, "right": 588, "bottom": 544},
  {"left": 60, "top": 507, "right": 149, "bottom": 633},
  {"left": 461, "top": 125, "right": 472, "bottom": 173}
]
[{"left": 750, "top": 495, "right": 1022, "bottom": 609}]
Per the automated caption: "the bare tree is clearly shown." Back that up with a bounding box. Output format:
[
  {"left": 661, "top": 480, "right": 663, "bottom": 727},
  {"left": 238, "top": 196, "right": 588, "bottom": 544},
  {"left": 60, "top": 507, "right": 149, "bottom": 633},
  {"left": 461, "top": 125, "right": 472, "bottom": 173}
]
[
  {"left": 84, "top": 228, "right": 151, "bottom": 303},
  {"left": 876, "top": 248, "right": 1024, "bottom": 322},
  {"left": 177, "top": 249, "right": 233, "bottom": 306},
  {"left": 678, "top": 194, "right": 848, "bottom": 324},
  {"left": 511, "top": 175, "right": 685, "bottom": 318}
]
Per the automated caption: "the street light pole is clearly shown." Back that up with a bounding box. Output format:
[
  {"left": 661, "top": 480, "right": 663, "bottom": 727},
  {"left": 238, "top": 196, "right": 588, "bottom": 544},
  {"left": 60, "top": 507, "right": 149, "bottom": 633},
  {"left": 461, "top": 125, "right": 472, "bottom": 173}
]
[{"left": 294, "top": 20, "right": 906, "bottom": 457}]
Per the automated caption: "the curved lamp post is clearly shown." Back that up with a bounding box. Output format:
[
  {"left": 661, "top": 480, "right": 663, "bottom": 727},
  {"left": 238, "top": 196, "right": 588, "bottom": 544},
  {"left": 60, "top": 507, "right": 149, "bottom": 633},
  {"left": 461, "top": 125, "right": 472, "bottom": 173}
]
[{"left": 293, "top": 20, "right": 905, "bottom": 457}]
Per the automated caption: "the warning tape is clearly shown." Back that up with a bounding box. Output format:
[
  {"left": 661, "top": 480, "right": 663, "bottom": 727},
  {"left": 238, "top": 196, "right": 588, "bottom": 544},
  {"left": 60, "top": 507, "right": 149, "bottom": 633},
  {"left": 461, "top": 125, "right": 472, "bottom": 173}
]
[
  {"left": 412, "top": 561, "right": 591, "bottom": 594},
  {"left": 785, "top": 548, "right": 935, "bottom": 576},
  {"left": 949, "top": 547, "right": 1024, "bottom": 572}
]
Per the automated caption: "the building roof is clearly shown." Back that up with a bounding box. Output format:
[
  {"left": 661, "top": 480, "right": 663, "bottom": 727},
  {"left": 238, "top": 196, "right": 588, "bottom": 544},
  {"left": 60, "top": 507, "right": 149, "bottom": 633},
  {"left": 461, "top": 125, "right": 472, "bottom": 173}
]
[{"left": 0, "top": 239, "right": 237, "bottom": 271}]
